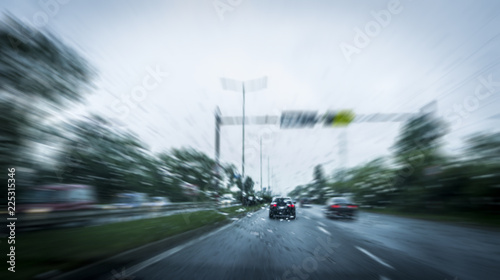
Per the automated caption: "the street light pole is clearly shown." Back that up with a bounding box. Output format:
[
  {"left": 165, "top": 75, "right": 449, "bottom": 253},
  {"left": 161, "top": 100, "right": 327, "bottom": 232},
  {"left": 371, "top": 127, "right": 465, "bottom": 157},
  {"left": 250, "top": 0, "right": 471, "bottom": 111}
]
[
  {"left": 242, "top": 83, "right": 246, "bottom": 179},
  {"left": 220, "top": 76, "right": 267, "bottom": 182},
  {"left": 267, "top": 156, "right": 270, "bottom": 191},
  {"left": 260, "top": 137, "right": 262, "bottom": 193},
  {"left": 214, "top": 107, "right": 221, "bottom": 191}
]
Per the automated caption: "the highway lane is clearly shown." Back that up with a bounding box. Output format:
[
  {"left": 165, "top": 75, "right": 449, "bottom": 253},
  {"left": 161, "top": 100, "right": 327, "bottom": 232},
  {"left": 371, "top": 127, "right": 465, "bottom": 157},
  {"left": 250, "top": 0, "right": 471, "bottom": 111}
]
[
  {"left": 305, "top": 205, "right": 500, "bottom": 280},
  {"left": 103, "top": 205, "right": 478, "bottom": 280}
]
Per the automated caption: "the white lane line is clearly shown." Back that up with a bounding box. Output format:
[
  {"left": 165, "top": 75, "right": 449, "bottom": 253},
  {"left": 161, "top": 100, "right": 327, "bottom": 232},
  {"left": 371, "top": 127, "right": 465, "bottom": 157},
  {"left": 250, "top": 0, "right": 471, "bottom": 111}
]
[
  {"left": 355, "top": 246, "right": 395, "bottom": 270},
  {"left": 317, "top": 221, "right": 326, "bottom": 227},
  {"left": 317, "top": 226, "right": 331, "bottom": 236},
  {"left": 125, "top": 223, "right": 233, "bottom": 276},
  {"left": 303, "top": 215, "right": 311, "bottom": 220}
]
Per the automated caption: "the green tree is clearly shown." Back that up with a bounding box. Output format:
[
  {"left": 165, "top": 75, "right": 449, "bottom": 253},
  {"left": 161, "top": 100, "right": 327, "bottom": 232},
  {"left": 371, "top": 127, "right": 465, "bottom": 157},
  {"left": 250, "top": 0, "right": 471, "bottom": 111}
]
[
  {"left": 391, "top": 114, "right": 448, "bottom": 205},
  {"left": 465, "top": 132, "right": 500, "bottom": 164},
  {"left": 341, "top": 158, "right": 394, "bottom": 206},
  {"left": 0, "top": 16, "right": 94, "bottom": 196},
  {"left": 158, "top": 148, "right": 217, "bottom": 201},
  {"left": 313, "top": 164, "right": 327, "bottom": 202},
  {"left": 53, "top": 115, "right": 154, "bottom": 201},
  {"left": 243, "top": 176, "right": 255, "bottom": 194},
  {"left": 223, "top": 163, "right": 238, "bottom": 190}
]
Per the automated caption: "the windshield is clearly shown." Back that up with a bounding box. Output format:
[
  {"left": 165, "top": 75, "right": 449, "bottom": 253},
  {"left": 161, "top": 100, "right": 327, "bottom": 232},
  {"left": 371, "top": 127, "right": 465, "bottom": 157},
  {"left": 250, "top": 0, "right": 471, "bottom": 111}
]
[
  {"left": 273, "top": 198, "right": 291, "bottom": 206},
  {"left": 3, "top": 1, "right": 499, "bottom": 279}
]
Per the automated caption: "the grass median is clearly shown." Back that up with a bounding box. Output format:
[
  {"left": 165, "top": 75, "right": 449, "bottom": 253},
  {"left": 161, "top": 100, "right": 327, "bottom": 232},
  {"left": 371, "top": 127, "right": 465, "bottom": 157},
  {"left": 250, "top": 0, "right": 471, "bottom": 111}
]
[
  {"left": 218, "top": 204, "right": 267, "bottom": 215},
  {"left": 0, "top": 204, "right": 266, "bottom": 280}
]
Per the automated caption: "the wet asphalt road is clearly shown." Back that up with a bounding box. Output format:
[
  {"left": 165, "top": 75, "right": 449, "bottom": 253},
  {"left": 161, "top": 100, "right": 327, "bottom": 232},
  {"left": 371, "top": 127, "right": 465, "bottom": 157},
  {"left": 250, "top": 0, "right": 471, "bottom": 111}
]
[{"left": 114, "top": 205, "right": 500, "bottom": 280}]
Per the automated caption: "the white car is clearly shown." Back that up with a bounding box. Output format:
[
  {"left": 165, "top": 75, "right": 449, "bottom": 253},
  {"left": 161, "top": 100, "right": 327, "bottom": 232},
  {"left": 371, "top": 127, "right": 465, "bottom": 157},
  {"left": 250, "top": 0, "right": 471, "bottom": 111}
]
[
  {"left": 148, "top": 197, "right": 171, "bottom": 207},
  {"left": 219, "top": 194, "right": 236, "bottom": 206}
]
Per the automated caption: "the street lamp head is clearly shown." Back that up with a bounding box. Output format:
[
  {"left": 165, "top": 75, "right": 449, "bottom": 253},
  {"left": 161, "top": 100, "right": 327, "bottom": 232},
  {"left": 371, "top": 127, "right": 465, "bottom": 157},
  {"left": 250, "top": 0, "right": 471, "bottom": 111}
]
[
  {"left": 245, "top": 76, "right": 267, "bottom": 92},
  {"left": 220, "top": 76, "right": 267, "bottom": 92},
  {"left": 220, "top": 77, "right": 243, "bottom": 92}
]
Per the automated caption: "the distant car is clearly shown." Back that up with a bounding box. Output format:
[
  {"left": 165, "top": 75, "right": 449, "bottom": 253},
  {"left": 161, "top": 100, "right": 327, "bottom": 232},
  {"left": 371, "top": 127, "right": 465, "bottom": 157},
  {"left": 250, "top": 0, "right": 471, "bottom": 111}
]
[
  {"left": 148, "top": 196, "right": 171, "bottom": 207},
  {"left": 300, "top": 197, "right": 312, "bottom": 208},
  {"left": 324, "top": 197, "right": 358, "bottom": 219},
  {"left": 111, "top": 193, "right": 149, "bottom": 208},
  {"left": 269, "top": 197, "right": 296, "bottom": 219},
  {"left": 247, "top": 196, "right": 256, "bottom": 206},
  {"left": 219, "top": 194, "right": 236, "bottom": 206}
]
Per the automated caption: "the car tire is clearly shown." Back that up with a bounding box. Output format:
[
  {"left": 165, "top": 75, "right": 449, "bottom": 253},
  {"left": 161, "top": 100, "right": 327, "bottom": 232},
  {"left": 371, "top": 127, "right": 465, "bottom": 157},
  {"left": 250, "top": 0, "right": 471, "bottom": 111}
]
[{"left": 269, "top": 213, "right": 273, "bottom": 219}]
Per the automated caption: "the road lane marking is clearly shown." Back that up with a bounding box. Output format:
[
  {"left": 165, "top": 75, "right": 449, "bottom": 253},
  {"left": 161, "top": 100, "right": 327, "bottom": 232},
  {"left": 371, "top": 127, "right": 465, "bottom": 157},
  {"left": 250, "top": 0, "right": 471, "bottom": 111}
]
[
  {"left": 317, "top": 221, "right": 326, "bottom": 227},
  {"left": 317, "top": 226, "right": 331, "bottom": 236},
  {"left": 125, "top": 223, "right": 233, "bottom": 275},
  {"left": 303, "top": 215, "right": 311, "bottom": 220},
  {"left": 355, "top": 246, "right": 395, "bottom": 270}
]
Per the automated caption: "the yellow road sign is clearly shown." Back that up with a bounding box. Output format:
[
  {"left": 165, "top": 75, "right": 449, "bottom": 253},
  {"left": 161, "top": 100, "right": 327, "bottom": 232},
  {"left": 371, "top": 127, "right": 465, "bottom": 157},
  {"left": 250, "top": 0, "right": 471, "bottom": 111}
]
[{"left": 332, "top": 110, "right": 355, "bottom": 126}]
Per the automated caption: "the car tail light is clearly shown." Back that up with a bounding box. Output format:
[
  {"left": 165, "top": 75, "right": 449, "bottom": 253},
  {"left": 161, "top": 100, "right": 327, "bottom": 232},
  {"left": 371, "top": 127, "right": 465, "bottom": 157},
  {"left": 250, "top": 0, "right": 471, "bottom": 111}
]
[
  {"left": 272, "top": 204, "right": 277, "bottom": 207},
  {"left": 348, "top": 205, "right": 358, "bottom": 208},
  {"left": 331, "top": 205, "right": 340, "bottom": 208},
  {"left": 288, "top": 204, "right": 295, "bottom": 208}
]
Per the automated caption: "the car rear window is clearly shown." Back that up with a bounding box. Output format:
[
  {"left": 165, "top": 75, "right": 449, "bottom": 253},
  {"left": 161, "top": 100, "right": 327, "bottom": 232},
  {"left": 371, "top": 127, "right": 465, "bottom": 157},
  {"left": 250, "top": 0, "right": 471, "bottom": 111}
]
[
  {"left": 275, "top": 198, "right": 290, "bottom": 206},
  {"left": 331, "top": 198, "right": 349, "bottom": 204}
]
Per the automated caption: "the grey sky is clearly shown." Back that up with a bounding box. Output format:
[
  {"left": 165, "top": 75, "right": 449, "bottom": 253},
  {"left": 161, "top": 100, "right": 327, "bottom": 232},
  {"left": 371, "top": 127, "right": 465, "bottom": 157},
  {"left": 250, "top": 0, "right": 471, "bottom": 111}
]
[{"left": 2, "top": 0, "right": 500, "bottom": 195}]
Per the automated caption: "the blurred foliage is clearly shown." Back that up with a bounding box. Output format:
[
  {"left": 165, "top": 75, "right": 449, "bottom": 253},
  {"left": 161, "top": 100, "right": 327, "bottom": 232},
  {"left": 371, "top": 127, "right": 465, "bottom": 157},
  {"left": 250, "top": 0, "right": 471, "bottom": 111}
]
[
  {"left": 46, "top": 115, "right": 167, "bottom": 202},
  {"left": 260, "top": 193, "right": 273, "bottom": 203},
  {"left": 465, "top": 132, "right": 500, "bottom": 163},
  {"left": 0, "top": 16, "right": 94, "bottom": 105},
  {"left": 313, "top": 164, "right": 327, "bottom": 202},
  {"left": 243, "top": 177, "right": 255, "bottom": 194},
  {"left": 158, "top": 148, "right": 218, "bottom": 202},
  {"left": 0, "top": 16, "right": 238, "bottom": 204},
  {"left": 223, "top": 163, "right": 238, "bottom": 190},
  {"left": 1, "top": 16, "right": 95, "bottom": 200},
  {"left": 289, "top": 115, "right": 500, "bottom": 216},
  {"left": 33, "top": 115, "right": 235, "bottom": 203}
]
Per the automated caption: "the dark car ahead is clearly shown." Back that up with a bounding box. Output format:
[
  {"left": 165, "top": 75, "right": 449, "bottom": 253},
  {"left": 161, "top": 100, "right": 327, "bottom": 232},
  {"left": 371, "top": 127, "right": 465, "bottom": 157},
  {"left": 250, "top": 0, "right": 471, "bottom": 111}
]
[
  {"left": 269, "top": 197, "right": 296, "bottom": 219},
  {"left": 324, "top": 197, "right": 358, "bottom": 219}
]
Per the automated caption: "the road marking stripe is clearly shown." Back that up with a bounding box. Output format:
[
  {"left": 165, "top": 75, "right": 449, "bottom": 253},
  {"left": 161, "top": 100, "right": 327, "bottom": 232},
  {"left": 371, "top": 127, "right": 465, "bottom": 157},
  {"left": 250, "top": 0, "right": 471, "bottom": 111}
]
[
  {"left": 303, "top": 215, "right": 311, "bottom": 220},
  {"left": 317, "top": 221, "right": 326, "bottom": 227},
  {"left": 317, "top": 226, "right": 331, "bottom": 235},
  {"left": 355, "top": 246, "right": 395, "bottom": 270},
  {"left": 126, "top": 223, "right": 233, "bottom": 275}
]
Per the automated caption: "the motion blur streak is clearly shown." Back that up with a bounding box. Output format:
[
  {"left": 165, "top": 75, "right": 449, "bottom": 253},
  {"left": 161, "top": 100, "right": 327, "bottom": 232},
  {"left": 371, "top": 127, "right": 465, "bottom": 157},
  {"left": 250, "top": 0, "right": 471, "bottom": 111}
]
[{"left": 0, "top": 0, "right": 499, "bottom": 279}]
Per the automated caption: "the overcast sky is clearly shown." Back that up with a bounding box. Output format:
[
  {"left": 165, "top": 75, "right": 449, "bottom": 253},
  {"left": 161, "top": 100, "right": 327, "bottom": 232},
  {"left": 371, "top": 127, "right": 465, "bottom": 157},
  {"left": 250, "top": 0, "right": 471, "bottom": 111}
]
[{"left": 3, "top": 0, "right": 500, "bottom": 195}]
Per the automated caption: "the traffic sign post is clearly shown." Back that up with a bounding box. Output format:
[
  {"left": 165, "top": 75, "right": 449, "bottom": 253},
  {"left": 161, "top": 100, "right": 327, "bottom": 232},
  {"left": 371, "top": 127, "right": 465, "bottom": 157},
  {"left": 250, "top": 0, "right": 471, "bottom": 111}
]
[
  {"left": 323, "top": 110, "right": 355, "bottom": 127},
  {"left": 215, "top": 100, "right": 436, "bottom": 190},
  {"left": 280, "top": 111, "right": 318, "bottom": 129}
]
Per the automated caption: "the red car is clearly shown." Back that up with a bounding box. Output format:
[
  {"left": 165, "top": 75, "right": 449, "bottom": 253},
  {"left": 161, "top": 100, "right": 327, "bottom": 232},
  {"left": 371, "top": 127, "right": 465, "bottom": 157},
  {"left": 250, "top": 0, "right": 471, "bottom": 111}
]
[{"left": 324, "top": 197, "right": 358, "bottom": 219}]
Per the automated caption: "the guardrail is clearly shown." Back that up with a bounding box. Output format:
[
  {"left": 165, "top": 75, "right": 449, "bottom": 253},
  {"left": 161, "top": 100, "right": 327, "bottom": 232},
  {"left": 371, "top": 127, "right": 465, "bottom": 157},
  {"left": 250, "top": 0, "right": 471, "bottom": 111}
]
[{"left": 0, "top": 201, "right": 242, "bottom": 232}]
